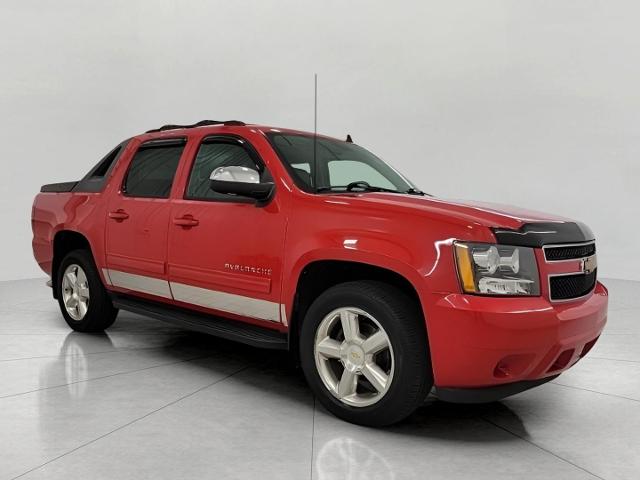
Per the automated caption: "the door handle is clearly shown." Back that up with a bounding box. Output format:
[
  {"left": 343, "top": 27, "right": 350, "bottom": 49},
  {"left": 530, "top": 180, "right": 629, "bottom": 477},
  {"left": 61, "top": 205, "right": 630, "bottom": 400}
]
[
  {"left": 173, "top": 215, "right": 199, "bottom": 228},
  {"left": 108, "top": 209, "right": 129, "bottom": 221}
]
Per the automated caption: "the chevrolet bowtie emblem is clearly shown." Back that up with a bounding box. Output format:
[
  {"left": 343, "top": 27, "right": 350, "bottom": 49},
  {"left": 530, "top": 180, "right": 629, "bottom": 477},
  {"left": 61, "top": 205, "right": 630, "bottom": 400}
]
[{"left": 580, "top": 255, "right": 597, "bottom": 275}]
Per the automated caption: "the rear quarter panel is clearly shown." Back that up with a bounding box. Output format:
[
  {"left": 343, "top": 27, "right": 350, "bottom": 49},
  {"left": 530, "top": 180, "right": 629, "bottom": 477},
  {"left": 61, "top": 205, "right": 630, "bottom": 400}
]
[
  {"left": 32, "top": 192, "right": 109, "bottom": 275},
  {"left": 31, "top": 139, "right": 141, "bottom": 277}
]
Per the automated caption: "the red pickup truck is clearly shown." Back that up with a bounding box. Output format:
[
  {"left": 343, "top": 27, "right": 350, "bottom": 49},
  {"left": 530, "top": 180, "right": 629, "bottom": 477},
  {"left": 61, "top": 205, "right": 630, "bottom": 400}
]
[{"left": 32, "top": 120, "right": 608, "bottom": 426}]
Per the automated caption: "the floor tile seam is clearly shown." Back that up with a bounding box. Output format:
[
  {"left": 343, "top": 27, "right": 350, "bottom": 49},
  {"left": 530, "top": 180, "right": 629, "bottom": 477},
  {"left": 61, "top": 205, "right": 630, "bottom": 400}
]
[
  {"left": 0, "top": 346, "right": 174, "bottom": 363},
  {"left": 480, "top": 417, "right": 606, "bottom": 480},
  {"left": 550, "top": 381, "right": 640, "bottom": 403},
  {"left": 0, "top": 353, "right": 218, "bottom": 400},
  {"left": 9, "top": 365, "right": 249, "bottom": 480}
]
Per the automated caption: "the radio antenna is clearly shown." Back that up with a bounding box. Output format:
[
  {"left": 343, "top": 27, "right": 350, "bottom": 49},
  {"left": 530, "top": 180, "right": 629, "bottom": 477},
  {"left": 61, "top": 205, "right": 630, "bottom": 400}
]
[{"left": 313, "top": 73, "right": 318, "bottom": 190}]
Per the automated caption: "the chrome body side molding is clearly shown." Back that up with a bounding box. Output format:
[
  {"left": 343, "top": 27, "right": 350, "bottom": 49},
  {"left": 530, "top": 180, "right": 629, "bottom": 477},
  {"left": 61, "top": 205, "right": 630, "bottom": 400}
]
[
  {"left": 170, "top": 281, "right": 280, "bottom": 322},
  {"left": 101, "top": 268, "right": 113, "bottom": 286},
  {"left": 103, "top": 269, "right": 281, "bottom": 323},
  {"left": 105, "top": 269, "right": 173, "bottom": 299}
]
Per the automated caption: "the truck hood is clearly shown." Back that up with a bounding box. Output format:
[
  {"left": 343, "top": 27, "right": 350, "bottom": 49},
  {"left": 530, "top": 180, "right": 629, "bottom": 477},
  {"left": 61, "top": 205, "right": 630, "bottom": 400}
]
[
  {"left": 336, "top": 192, "right": 595, "bottom": 246},
  {"left": 425, "top": 197, "right": 572, "bottom": 227},
  {"left": 345, "top": 193, "right": 572, "bottom": 230}
]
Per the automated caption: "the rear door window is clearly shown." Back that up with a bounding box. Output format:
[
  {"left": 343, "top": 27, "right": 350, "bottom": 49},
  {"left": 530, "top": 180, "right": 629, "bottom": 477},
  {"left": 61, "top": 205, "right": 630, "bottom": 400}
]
[{"left": 123, "top": 140, "right": 185, "bottom": 198}]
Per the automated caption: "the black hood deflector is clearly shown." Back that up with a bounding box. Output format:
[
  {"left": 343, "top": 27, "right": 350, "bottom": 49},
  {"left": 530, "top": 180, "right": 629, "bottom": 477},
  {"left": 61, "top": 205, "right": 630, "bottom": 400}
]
[{"left": 492, "top": 222, "right": 595, "bottom": 247}]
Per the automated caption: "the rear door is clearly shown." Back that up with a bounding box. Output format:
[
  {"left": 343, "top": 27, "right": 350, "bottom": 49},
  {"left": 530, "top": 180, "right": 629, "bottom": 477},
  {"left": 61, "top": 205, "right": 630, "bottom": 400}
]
[{"left": 104, "top": 138, "right": 186, "bottom": 300}]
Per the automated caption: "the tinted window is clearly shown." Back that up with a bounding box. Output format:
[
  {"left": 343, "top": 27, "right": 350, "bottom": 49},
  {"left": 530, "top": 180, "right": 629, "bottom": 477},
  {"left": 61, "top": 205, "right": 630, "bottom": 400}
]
[
  {"left": 123, "top": 143, "right": 184, "bottom": 198},
  {"left": 92, "top": 146, "right": 121, "bottom": 177},
  {"left": 186, "top": 141, "right": 261, "bottom": 200},
  {"left": 74, "top": 140, "right": 130, "bottom": 193}
]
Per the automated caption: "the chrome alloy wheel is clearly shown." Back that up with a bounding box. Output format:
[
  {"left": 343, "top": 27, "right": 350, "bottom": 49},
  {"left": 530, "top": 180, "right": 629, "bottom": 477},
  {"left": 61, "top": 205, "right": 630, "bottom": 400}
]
[
  {"left": 61, "top": 264, "right": 90, "bottom": 321},
  {"left": 314, "top": 307, "right": 395, "bottom": 407}
]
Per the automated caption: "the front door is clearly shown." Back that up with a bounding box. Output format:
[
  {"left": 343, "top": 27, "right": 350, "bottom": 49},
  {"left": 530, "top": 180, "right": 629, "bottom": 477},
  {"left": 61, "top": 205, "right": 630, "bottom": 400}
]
[
  {"left": 105, "top": 138, "right": 186, "bottom": 300},
  {"left": 167, "top": 136, "right": 287, "bottom": 325}
]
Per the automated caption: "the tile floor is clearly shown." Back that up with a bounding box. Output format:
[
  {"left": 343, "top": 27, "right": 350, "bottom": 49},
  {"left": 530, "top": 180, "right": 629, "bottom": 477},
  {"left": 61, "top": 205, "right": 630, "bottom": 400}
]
[{"left": 0, "top": 278, "right": 638, "bottom": 480}]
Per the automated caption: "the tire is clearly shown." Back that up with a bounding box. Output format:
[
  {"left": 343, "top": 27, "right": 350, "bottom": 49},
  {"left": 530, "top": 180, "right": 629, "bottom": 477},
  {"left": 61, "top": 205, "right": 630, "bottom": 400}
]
[
  {"left": 56, "top": 249, "right": 118, "bottom": 332},
  {"left": 300, "top": 281, "right": 432, "bottom": 427}
]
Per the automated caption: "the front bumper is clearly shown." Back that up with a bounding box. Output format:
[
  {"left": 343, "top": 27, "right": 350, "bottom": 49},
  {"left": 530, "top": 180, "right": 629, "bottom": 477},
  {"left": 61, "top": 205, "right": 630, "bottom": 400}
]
[
  {"left": 434, "top": 375, "right": 559, "bottom": 403},
  {"left": 427, "top": 281, "right": 608, "bottom": 390}
]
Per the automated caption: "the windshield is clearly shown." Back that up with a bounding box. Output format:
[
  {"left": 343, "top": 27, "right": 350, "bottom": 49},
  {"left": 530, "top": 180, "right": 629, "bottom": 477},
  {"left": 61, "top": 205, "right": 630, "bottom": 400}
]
[{"left": 266, "top": 133, "right": 419, "bottom": 194}]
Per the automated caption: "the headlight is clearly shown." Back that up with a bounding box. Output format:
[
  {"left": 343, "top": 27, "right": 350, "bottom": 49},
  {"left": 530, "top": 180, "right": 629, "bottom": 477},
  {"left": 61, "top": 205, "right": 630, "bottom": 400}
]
[{"left": 454, "top": 242, "right": 540, "bottom": 296}]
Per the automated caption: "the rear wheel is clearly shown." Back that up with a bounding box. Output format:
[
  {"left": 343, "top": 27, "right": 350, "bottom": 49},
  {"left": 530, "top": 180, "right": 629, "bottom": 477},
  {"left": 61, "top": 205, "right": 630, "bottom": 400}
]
[
  {"left": 300, "top": 281, "right": 432, "bottom": 426},
  {"left": 56, "top": 249, "right": 118, "bottom": 332}
]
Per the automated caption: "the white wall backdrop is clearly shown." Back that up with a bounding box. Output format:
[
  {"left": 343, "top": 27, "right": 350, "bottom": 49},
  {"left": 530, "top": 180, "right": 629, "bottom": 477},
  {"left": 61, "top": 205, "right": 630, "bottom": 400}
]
[{"left": 1, "top": 0, "right": 639, "bottom": 281}]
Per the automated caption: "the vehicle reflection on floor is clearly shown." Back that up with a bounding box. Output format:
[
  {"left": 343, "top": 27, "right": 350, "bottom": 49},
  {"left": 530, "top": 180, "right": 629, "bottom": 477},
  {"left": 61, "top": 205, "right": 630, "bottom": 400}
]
[
  {"left": 33, "top": 322, "right": 531, "bottom": 480},
  {"left": 2, "top": 278, "right": 639, "bottom": 480},
  {"left": 315, "top": 436, "right": 395, "bottom": 480},
  {"left": 51, "top": 333, "right": 114, "bottom": 399}
]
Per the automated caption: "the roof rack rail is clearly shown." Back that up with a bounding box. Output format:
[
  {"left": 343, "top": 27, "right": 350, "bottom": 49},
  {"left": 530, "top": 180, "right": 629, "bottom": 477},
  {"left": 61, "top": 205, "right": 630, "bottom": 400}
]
[{"left": 146, "top": 120, "right": 246, "bottom": 133}]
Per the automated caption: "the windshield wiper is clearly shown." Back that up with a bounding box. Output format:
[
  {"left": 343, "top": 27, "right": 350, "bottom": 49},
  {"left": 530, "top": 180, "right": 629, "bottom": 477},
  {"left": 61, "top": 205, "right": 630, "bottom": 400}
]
[
  {"left": 317, "top": 185, "right": 427, "bottom": 195},
  {"left": 404, "top": 187, "right": 427, "bottom": 196},
  {"left": 316, "top": 185, "right": 399, "bottom": 194}
]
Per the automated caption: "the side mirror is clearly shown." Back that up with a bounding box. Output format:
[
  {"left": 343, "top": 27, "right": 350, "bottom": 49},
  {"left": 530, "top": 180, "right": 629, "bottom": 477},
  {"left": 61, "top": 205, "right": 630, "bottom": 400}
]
[{"left": 209, "top": 166, "right": 274, "bottom": 203}]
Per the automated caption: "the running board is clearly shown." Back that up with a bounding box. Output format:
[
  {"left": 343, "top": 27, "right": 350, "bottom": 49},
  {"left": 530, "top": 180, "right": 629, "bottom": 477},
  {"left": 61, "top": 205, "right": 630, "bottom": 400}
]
[{"left": 111, "top": 294, "right": 288, "bottom": 350}]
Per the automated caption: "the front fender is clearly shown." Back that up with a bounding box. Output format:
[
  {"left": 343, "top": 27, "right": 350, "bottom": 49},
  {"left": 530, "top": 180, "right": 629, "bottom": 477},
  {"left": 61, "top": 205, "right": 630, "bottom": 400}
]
[{"left": 283, "top": 241, "right": 429, "bottom": 326}]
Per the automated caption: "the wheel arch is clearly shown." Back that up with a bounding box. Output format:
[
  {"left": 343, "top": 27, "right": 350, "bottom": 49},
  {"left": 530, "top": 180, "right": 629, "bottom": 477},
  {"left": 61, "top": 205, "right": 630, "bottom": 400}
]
[
  {"left": 286, "top": 254, "right": 432, "bottom": 361},
  {"left": 51, "top": 230, "right": 95, "bottom": 298}
]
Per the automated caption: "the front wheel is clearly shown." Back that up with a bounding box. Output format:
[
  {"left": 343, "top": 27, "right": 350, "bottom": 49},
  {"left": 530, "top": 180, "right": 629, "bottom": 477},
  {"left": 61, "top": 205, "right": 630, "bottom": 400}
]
[
  {"left": 300, "top": 281, "right": 432, "bottom": 426},
  {"left": 56, "top": 249, "right": 118, "bottom": 332}
]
